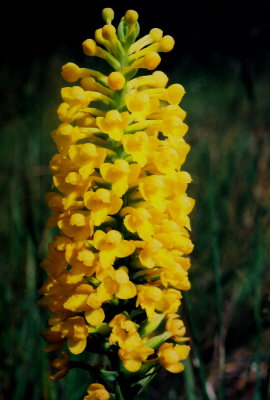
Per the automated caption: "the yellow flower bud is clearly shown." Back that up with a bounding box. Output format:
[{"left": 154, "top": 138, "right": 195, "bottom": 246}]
[
  {"left": 108, "top": 71, "right": 126, "bottom": 90},
  {"left": 124, "top": 9, "right": 139, "bottom": 24},
  {"left": 102, "top": 7, "right": 114, "bottom": 24},
  {"left": 84, "top": 383, "right": 110, "bottom": 400},
  {"left": 82, "top": 39, "right": 97, "bottom": 56},
  {"left": 61, "top": 62, "right": 81, "bottom": 82},
  {"left": 142, "top": 52, "right": 161, "bottom": 70},
  {"left": 159, "top": 35, "right": 175, "bottom": 52},
  {"left": 102, "top": 24, "right": 116, "bottom": 41},
  {"left": 150, "top": 28, "right": 163, "bottom": 41}
]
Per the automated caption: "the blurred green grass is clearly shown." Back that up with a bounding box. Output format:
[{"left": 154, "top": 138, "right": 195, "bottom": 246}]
[{"left": 0, "top": 55, "right": 269, "bottom": 400}]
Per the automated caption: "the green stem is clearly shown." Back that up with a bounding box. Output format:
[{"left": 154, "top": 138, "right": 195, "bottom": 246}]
[{"left": 115, "top": 383, "right": 125, "bottom": 400}]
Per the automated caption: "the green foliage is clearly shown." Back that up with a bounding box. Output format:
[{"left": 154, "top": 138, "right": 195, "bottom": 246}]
[{"left": 0, "top": 56, "right": 269, "bottom": 399}]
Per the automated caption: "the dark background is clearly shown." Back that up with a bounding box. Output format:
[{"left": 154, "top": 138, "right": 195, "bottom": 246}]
[{"left": 1, "top": 1, "right": 270, "bottom": 399}]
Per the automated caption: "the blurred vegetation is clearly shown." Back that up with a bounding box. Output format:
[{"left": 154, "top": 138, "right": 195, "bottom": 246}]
[{"left": 1, "top": 2, "right": 270, "bottom": 398}]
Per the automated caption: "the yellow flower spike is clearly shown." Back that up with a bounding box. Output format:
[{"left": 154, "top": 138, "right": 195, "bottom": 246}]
[
  {"left": 157, "top": 343, "right": 190, "bottom": 373},
  {"left": 84, "top": 383, "right": 110, "bottom": 400},
  {"left": 96, "top": 110, "right": 130, "bottom": 141},
  {"left": 41, "top": 8, "right": 195, "bottom": 395},
  {"left": 108, "top": 71, "right": 126, "bottom": 90}
]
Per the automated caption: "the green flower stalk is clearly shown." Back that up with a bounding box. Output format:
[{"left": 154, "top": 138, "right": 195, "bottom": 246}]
[{"left": 39, "top": 8, "right": 194, "bottom": 400}]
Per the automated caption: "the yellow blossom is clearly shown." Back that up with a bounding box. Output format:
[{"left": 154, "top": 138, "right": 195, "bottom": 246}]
[
  {"left": 50, "top": 316, "right": 88, "bottom": 354},
  {"left": 125, "top": 91, "right": 159, "bottom": 121},
  {"left": 84, "top": 188, "right": 122, "bottom": 225},
  {"left": 68, "top": 143, "right": 107, "bottom": 179},
  {"left": 96, "top": 110, "right": 130, "bottom": 141},
  {"left": 165, "top": 313, "right": 189, "bottom": 342},
  {"left": 84, "top": 383, "right": 110, "bottom": 400},
  {"left": 158, "top": 342, "right": 190, "bottom": 373},
  {"left": 119, "top": 342, "right": 154, "bottom": 372},
  {"left": 136, "top": 284, "right": 163, "bottom": 318},
  {"left": 109, "top": 314, "right": 141, "bottom": 347},
  {"left": 121, "top": 131, "right": 153, "bottom": 167},
  {"left": 122, "top": 206, "right": 154, "bottom": 240},
  {"left": 97, "top": 266, "right": 137, "bottom": 301},
  {"left": 100, "top": 159, "right": 141, "bottom": 196},
  {"left": 50, "top": 351, "right": 69, "bottom": 381},
  {"left": 93, "top": 230, "right": 136, "bottom": 268}
]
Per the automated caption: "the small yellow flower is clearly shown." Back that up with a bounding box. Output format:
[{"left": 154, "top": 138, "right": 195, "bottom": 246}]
[
  {"left": 84, "top": 383, "right": 110, "bottom": 400},
  {"left": 136, "top": 284, "right": 163, "bottom": 318},
  {"left": 96, "top": 110, "right": 130, "bottom": 141},
  {"left": 93, "top": 230, "right": 136, "bottom": 268},
  {"left": 157, "top": 342, "right": 190, "bottom": 373},
  {"left": 155, "top": 288, "right": 182, "bottom": 314},
  {"left": 97, "top": 266, "right": 137, "bottom": 301},
  {"left": 50, "top": 316, "right": 88, "bottom": 354},
  {"left": 50, "top": 351, "right": 69, "bottom": 381},
  {"left": 58, "top": 211, "right": 94, "bottom": 241},
  {"left": 68, "top": 143, "right": 107, "bottom": 179},
  {"left": 121, "top": 131, "right": 151, "bottom": 167},
  {"left": 119, "top": 342, "right": 154, "bottom": 372},
  {"left": 51, "top": 123, "right": 85, "bottom": 154},
  {"left": 165, "top": 313, "right": 188, "bottom": 342},
  {"left": 122, "top": 206, "right": 154, "bottom": 240},
  {"left": 100, "top": 159, "right": 141, "bottom": 196},
  {"left": 84, "top": 188, "right": 122, "bottom": 226},
  {"left": 138, "top": 175, "right": 173, "bottom": 211},
  {"left": 109, "top": 314, "right": 141, "bottom": 348},
  {"left": 125, "top": 91, "right": 159, "bottom": 121}
]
